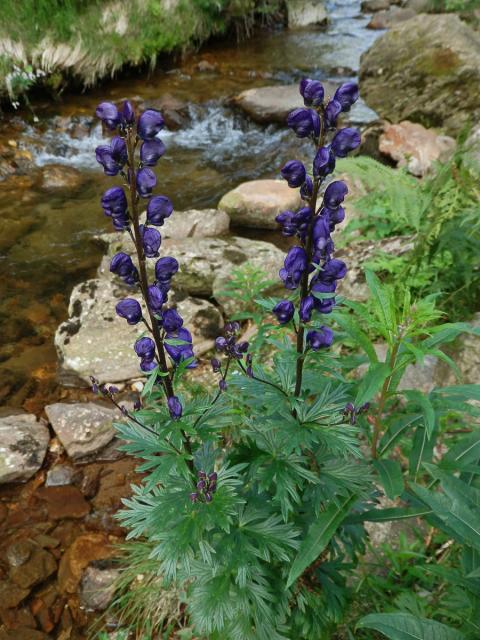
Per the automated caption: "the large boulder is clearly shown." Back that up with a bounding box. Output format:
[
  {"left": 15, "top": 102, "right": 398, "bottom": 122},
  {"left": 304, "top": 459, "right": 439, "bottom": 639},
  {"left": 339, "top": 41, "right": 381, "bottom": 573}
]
[
  {"left": 367, "top": 6, "right": 416, "bottom": 30},
  {"left": 463, "top": 124, "right": 480, "bottom": 174},
  {"left": 379, "top": 121, "right": 456, "bottom": 176},
  {"left": 0, "top": 413, "right": 50, "bottom": 484},
  {"left": 360, "top": 14, "right": 480, "bottom": 134},
  {"left": 44, "top": 402, "right": 117, "bottom": 460},
  {"left": 218, "top": 180, "right": 301, "bottom": 229},
  {"left": 55, "top": 278, "right": 223, "bottom": 386},
  {"left": 99, "top": 234, "right": 284, "bottom": 298},
  {"left": 286, "top": 0, "right": 327, "bottom": 28}
]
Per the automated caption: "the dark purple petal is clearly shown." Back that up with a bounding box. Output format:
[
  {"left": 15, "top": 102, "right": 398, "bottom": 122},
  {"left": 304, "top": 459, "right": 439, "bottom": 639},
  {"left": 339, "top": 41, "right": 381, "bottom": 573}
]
[
  {"left": 147, "top": 284, "right": 166, "bottom": 314},
  {"left": 333, "top": 82, "right": 359, "bottom": 112},
  {"left": 168, "top": 396, "right": 182, "bottom": 420},
  {"left": 331, "top": 128, "right": 361, "bottom": 158},
  {"left": 313, "top": 146, "right": 336, "bottom": 178},
  {"left": 281, "top": 160, "right": 306, "bottom": 188},
  {"left": 162, "top": 308, "right": 183, "bottom": 333},
  {"left": 96, "top": 102, "right": 120, "bottom": 129},
  {"left": 140, "top": 225, "right": 161, "bottom": 258},
  {"left": 273, "top": 300, "right": 295, "bottom": 324},
  {"left": 280, "top": 246, "right": 308, "bottom": 290},
  {"left": 324, "top": 99, "right": 342, "bottom": 129},
  {"left": 136, "top": 168, "right": 156, "bottom": 198},
  {"left": 135, "top": 336, "right": 156, "bottom": 360},
  {"left": 140, "top": 139, "right": 166, "bottom": 166},
  {"left": 306, "top": 326, "right": 334, "bottom": 350},
  {"left": 116, "top": 298, "right": 142, "bottom": 324},
  {"left": 300, "top": 78, "right": 324, "bottom": 107},
  {"left": 147, "top": 195, "right": 173, "bottom": 226},
  {"left": 300, "top": 296, "right": 315, "bottom": 323},
  {"left": 110, "top": 252, "right": 138, "bottom": 284},
  {"left": 323, "top": 180, "right": 348, "bottom": 209},
  {"left": 121, "top": 100, "right": 135, "bottom": 125},
  {"left": 138, "top": 109, "right": 164, "bottom": 140},
  {"left": 155, "top": 256, "right": 179, "bottom": 283}
]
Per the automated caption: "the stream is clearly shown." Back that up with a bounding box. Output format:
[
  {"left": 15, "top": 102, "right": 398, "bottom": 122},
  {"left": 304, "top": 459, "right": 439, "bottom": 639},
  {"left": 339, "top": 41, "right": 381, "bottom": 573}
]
[{"left": 0, "top": 0, "right": 381, "bottom": 410}]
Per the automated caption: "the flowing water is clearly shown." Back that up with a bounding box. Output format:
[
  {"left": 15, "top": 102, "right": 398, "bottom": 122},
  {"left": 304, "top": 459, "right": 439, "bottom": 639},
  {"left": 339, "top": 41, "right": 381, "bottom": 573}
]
[{"left": 0, "top": 0, "right": 381, "bottom": 409}]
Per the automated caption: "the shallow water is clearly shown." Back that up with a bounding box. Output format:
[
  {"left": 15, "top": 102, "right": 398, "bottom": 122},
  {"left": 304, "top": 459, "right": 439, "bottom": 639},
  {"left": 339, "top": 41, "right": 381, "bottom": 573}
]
[{"left": 0, "top": 0, "right": 381, "bottom": 408}]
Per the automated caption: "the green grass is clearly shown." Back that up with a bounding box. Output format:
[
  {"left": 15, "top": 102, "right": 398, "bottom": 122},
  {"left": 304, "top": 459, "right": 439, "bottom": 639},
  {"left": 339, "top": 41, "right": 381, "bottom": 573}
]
[{"left": 0, "top": 0, "right": 282, "bottom": 100}]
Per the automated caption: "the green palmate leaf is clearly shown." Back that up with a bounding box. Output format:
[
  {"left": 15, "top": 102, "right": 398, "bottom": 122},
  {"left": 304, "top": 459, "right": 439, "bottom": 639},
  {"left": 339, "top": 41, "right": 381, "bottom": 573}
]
[
  {"left": 358, "top": 612, "right": 465, "bottom": 640},
  {"left": 373, "top": 459, "right": 404, "bottom": 499},
  {"left": 354, "top": 362, "right": 391, "bottom": 407},
  {"left": 286, "top": 494, "right": 357, "bottom": 588}
]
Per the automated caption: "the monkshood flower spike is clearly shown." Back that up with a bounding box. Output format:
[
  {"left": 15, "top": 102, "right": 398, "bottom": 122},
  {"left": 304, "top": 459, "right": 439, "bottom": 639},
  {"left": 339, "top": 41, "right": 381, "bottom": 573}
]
[
  {"left": 94, "top": 99, "right": 194, "bottom": 472},
  {"left": 277, "top": 78, "right": 360, "bottom": 397}
]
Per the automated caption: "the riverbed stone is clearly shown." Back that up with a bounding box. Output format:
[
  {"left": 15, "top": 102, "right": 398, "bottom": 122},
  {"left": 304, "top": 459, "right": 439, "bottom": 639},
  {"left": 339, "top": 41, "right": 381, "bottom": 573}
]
[
  {"left": 55, "top": 278, "right": 223, "bottom": 385},
  {"left": 44, "top": 402, "right": 117, "bottom": 460},
  {"left": 40, "top": 164, "right": 85, "bottom": 190},
  {"left": 367, "top": 6, "right": 416, "bottom": 30},
  {"left": 379, "top": 121, "right": 456, "bottom": 176},
  {"left": 0, "top": 414, "right": 50, "bottom": 484},
  {"left": 286, "top": 0, "right": 327, "bottom": 28},
  {"left": 360, "top": 14, "right": 480, "bottom": 134},
  {"left": 218, "top": 180, "right": 301, "bottom": 229},
  {"left": 58, "top": 532, "right": 116, "bottom": 594},
  {"left": 361, "top": 0, "right": 391, "bottom": 11},
  {"left": 9, "top": 542, "right": 57, "bottom": 590},
  {"left": 80, "top": 566, "right": 120, "bottom": 611}
]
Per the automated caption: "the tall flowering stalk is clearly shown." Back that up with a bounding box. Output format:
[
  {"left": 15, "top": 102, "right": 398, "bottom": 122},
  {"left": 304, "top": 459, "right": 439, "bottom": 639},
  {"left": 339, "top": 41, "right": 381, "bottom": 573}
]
[{"left": 275, "top": 79, "right": 360, "bottom": 397}]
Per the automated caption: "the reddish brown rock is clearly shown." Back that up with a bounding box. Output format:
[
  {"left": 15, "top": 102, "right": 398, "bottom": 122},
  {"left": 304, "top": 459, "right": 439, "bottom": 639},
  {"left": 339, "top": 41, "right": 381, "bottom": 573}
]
[
  {"left": 0, "top": 580, "right": 30, "bottom": 608},
  {"left": 57, "top": 533, "right": 116, "bottom": 594},
  {"left": 379, "top": 121, "right": 456, "bottom": 176},
  {"left": 35, "top": 485, "right": 91, "bottom": 520},
  {"left": 9, "top": 543, "right": 57, "bottom": 590}
]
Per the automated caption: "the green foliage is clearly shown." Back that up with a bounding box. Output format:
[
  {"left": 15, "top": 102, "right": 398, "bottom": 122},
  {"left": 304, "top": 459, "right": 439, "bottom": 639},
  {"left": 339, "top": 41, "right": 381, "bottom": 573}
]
[{"left": 338, "top": 151, "right": 480, "bottom": 320}]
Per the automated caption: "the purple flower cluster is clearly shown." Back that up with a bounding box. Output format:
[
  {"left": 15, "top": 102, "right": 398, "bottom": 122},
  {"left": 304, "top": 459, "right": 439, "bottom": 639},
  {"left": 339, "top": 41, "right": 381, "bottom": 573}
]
[
  {"left": 215, "top": 322, "right": 249, "bottom": 361},
  {"left": 190, "top": 470, "right": 218, "bottom": 504},
  {"left": 274, "top": 79, "right": 361, "bottom": 350},
  {"left": 95, "top": 100, "right": 193, "bottom": 420}
]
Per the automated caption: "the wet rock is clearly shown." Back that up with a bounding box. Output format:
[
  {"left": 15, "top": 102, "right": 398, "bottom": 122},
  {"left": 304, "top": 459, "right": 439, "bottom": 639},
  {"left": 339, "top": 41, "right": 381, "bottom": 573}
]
[
  {"left": 45, "top": 464, "right": 74, "bottom": 487},
  {"left": 379, "top": 121, "right": 456, "bottom": 176},
  {"left": 58, "top": 533, "right": 116, "bottom": 594},
  {"left": 286, "top": 0, "right": 327, "bottom": 28},
  {"left": 218, "top": 179, "right": 301, "bottom": 229},
  {"left": 80, "top": 566, "right": 120, "bottom": 611},
  {"left": 403, "top": 0, "right": 434, "bottom": 11},
  {"left": 336, "top": 235, "right": 414, "bottom": 302},
  {"left": 0, "top": 628, "right": 50, "bottom": 640},
  {"left": 0, "top": 414, "right": 49, "bottom": 484},
  {"left": 40, "top": 164, "right": 85, "bottom": 191},
  {"left": 361, "top": 0, "right": 391, "bottom": 11},
  {"left": 195, "top": 59, "right": 218, "bottom": 73},
  {"left": 360, "top": 14, "right": 480, "bottom": 134},
  {"left": 44, "top": 402, "right": 117, "bottom": 460},
  {"left": 367, "top": 6, "right": 416, "bottom": 30},
  {"left": 144, "top": 94, "right": 189, "bottom": 131},
  {"left": 35, "top": 485, "right": 91, "bottom": 520},
  {"left": 6, "top": 540, "right": 32, "bottom": 567},
  {"left": 8, "top": 542, "right": 57, "bottom": 590},
  {"left": 0, "top": 581, "right": 30, "bottom": 608},
  {"left": 55, "top": 278, "right": 223, "bottom": 385}
]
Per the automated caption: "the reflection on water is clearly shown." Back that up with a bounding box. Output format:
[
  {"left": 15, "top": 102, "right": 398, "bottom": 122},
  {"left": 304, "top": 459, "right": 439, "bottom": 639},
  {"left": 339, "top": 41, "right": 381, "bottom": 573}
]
[{"left": 0, "top": 0, "right": 381, "bottom": 408}]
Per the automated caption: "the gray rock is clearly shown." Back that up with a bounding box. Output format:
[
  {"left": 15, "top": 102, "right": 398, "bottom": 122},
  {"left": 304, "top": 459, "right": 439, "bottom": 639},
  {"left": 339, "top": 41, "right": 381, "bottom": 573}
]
[
  {"left": 46, "top": 464, "right": 74, "bottom": 486},
  {"left": 45, "top": 403, "right": 118, "bottom": 460},
  {"left": 41, "top": 164, "right": 85, "bottom": 190},
  {"left": 403, "top": 0, "right": 434, "bottom": 12},
  {"left": 80, "top": 566, "right": 120, "bottom": 611},
  {"left": 286, "top": 0, "right": 327, "bottom": 28},
  {"left": 218, "top": 180, "right": 302, "bottom": 229},
  {"left": 463, "top": 125, "right": 480, "bottom": 174},
  {"left": 0, "top": 414, "right": 50, "bottom": 484},
  {"left": 55, "top": 278, "right": 223, "bottom": 385},
  {"left": 367, "top": 6, "right": 416, "bottom": 30},
  {"left": 360, "top": 14, "right": 480, "bottom": 135},
  {"left": 361, "top": 0, "right": 391, "bottom": 11}
]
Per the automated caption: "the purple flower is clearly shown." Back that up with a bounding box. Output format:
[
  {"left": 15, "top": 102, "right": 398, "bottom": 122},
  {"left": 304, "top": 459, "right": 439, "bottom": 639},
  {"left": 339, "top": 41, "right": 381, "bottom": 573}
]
[
  {"left": 95, "top": 136, "right": 128, "bottom": 176},
  {"left": 299, "top": 78, "right": 324, "bottom": 107},
  {"left": 313, "top": 296, "right": 336, "bottom": 314},
  {"left": 136, "top": 168, "right": 156, "bottom": 198},
  {"left": 140, "top": 139, "right": 166, "bottom": 166},
  {"left": 116, "top": 298, "right": 142, "bottom": 324},
  {"left": 300, "top": 296, "right": 315, "bottom": 323},
  {"left": 300, "top": 176, "right": 313, "bottom": 201},
  {"left": 101, "top": 186, "right": 129, "bottom": 230},
  {"left": 140, "top": 225, "right": 161, "bottom": 258},
  {"left": 281, "top": 160, "right": 306, "bottom": 188},
  {"left": 135, "top": 336, "right": 156, "bottom": 360},
  {"left": 165, "top": 327, "right": 196, "bottom": 368},
  {"left": 121, "top": 100, "right": 135, "bottom": 125},
  {"left": 147, "top": 195, "right": 173, "bottom": 226},
  {"left": 287, "top": 108, "right": 320, "bottom": 138},
  {"left": 333, "top": 82, "right": 359, "bottom": 112},
  {"left": 162, "top": 308, "right": 183, "bottom": 333},
  {"left": 324, "top": 99, "right": 342, "bottom": 129},
  {"left": 307, "top": 326, "right": 334, "bottom": 350},
  {"left": 324, "top": 206, "right": 345, "bottom": 229},
  {"left": 331, "top": 128, "right": 361, "bottom": 158},
  {"left": 312, "top": 215, "right": 331, "bottom": 251},
  {"left": 155, "top": 256, "right": 179, "bottom": 283},
  {"left": 311, "top": 279, "right": 336, "bottom": 294},
  {"left": 280, "top": 246, "right": 308, "bottom": 290},
  {"left": 147, "top": 284, "right": 166, "bottom": 314},
  {"left": 273, "top": 300, "right": 295, "bottom": 324},
  {"left": 138, "top": 109, "right": 164, "bottom": 140},
  {"left": 275, "top": 210, "right": 297, "bottom": 237},
  {"left": 215, "top": 336, "right": 228, "bottom": 352},
  {"left": 110, "top": 252, "right": 138, "bottom": 285},
  {"left": 313, "top": 146, "right": 336, "bottom": 178},
  {"left": 140, "top": 359, "right": 157, "bottom": 373},
  {"left": 323, "top": 181, "right": 348, "bottom": 209},
  {"left": 321, "top": 258, "right": 347, "bottom": 283},
  {"left": 96, "top": 102, "right": 120, "bottom": 129},
  {"left": 211, "top": 357, "right": 221, "bottom": 373},
  {"left": 168, "top": 396, "right": 182, "bottom": 420},
  {"left": 219, "top": 379, "right": 227, "bottom": 392}
]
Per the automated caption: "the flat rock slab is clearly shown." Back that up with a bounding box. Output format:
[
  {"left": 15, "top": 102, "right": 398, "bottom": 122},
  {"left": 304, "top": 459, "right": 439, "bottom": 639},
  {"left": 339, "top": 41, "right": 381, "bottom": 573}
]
[
  {"left": 44, "top": 402, "right": 117, "bottom": 460},
  {"left": 360, "top": 14, "right": 480, "bottom": 134},
  {"left": 55, "top": 278, "right": 223, "bottom": 385},
  {"left": 218, "top": 180, "right": 302, "bottom": 229},
  {"left": 286, "top": 0, "right": 327, "bottom": 28},
  {"left": 379, "top": 121, "right": 456, "bottom": 177},
  {"left": 0, "top": 414, "right": 50, "bottom": 484}
]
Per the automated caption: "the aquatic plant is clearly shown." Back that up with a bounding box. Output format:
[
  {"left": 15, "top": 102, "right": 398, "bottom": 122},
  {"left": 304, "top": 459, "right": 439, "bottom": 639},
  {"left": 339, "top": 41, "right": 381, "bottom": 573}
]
[{"left": 91, "top": 83, "right": 480, "bottom": 640}]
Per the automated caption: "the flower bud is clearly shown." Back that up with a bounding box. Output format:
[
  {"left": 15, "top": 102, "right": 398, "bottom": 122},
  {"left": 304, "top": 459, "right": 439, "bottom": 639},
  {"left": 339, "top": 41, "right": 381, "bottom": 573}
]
[
  {"left": 116, "top": 298, "right": 142, "bottom": 324},
  {"left": 273, "top": 300, "right": 295, "bottom": 324},
  {"left": 136, "top": 168, "right": 156, "bottom": 198},
  {"left": 313, "top": 146, "right": 336, "bottom": 178},
  {"left": 140, "top": 225, "right": 161, "bottom": 258},
  {"left": 138, "top": 109, "right": 164, "bottom": 140},
  {"left": 333, "top": 82, "right": 359, "bottom": 112},
  {"left": 167, "top": 395, "right": 182, "bottom": 420},
  {"left": 162, "top": 308, "right": 184, "bottom": 333},
  {"left": 121, "top": 100, "right": 135, "bottom": 125},
  {"left": 96, "top": 102, "right": 120, "bottom": 129},
  {"left": 155, "top": 256, "right": 179, "bottom": 283},
  {"left": 300, "top": 296, "right": 314, "bottom": 323},
  {"left": 287, "top": 108, "right": 320, "bottom": 138},
  {"left": 331, "top": 128, "right": 361, "bottom": 158},
  {"left": 140, "top": 139, "right": 166, "bottom": 166},
  {"left": 281, "top": 160, "right": 306, "bottom": 188},
  {"left": 306, "top": 326, "right": 334, "bottom": 350},
  {"left": 299, "top": 78, "right": 324, "bottom": 107},
  {"left": 147, "top": 195, "right": 173, "bottom": 226},
  {"left": 219, "top": 379, "right": 227, "bottom": 392}
]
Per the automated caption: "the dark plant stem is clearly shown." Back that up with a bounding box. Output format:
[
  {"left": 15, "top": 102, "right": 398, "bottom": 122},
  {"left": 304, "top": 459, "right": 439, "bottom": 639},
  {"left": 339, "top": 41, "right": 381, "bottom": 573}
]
[
  {"left": 294, "top": 124, "right": 325, "bottom": 398},
  {"left": 237, "top": 360, "right": 288, "bottom": 396},
  {"left": 125, "top": 130, "right": 194, "bottom": 471}
]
